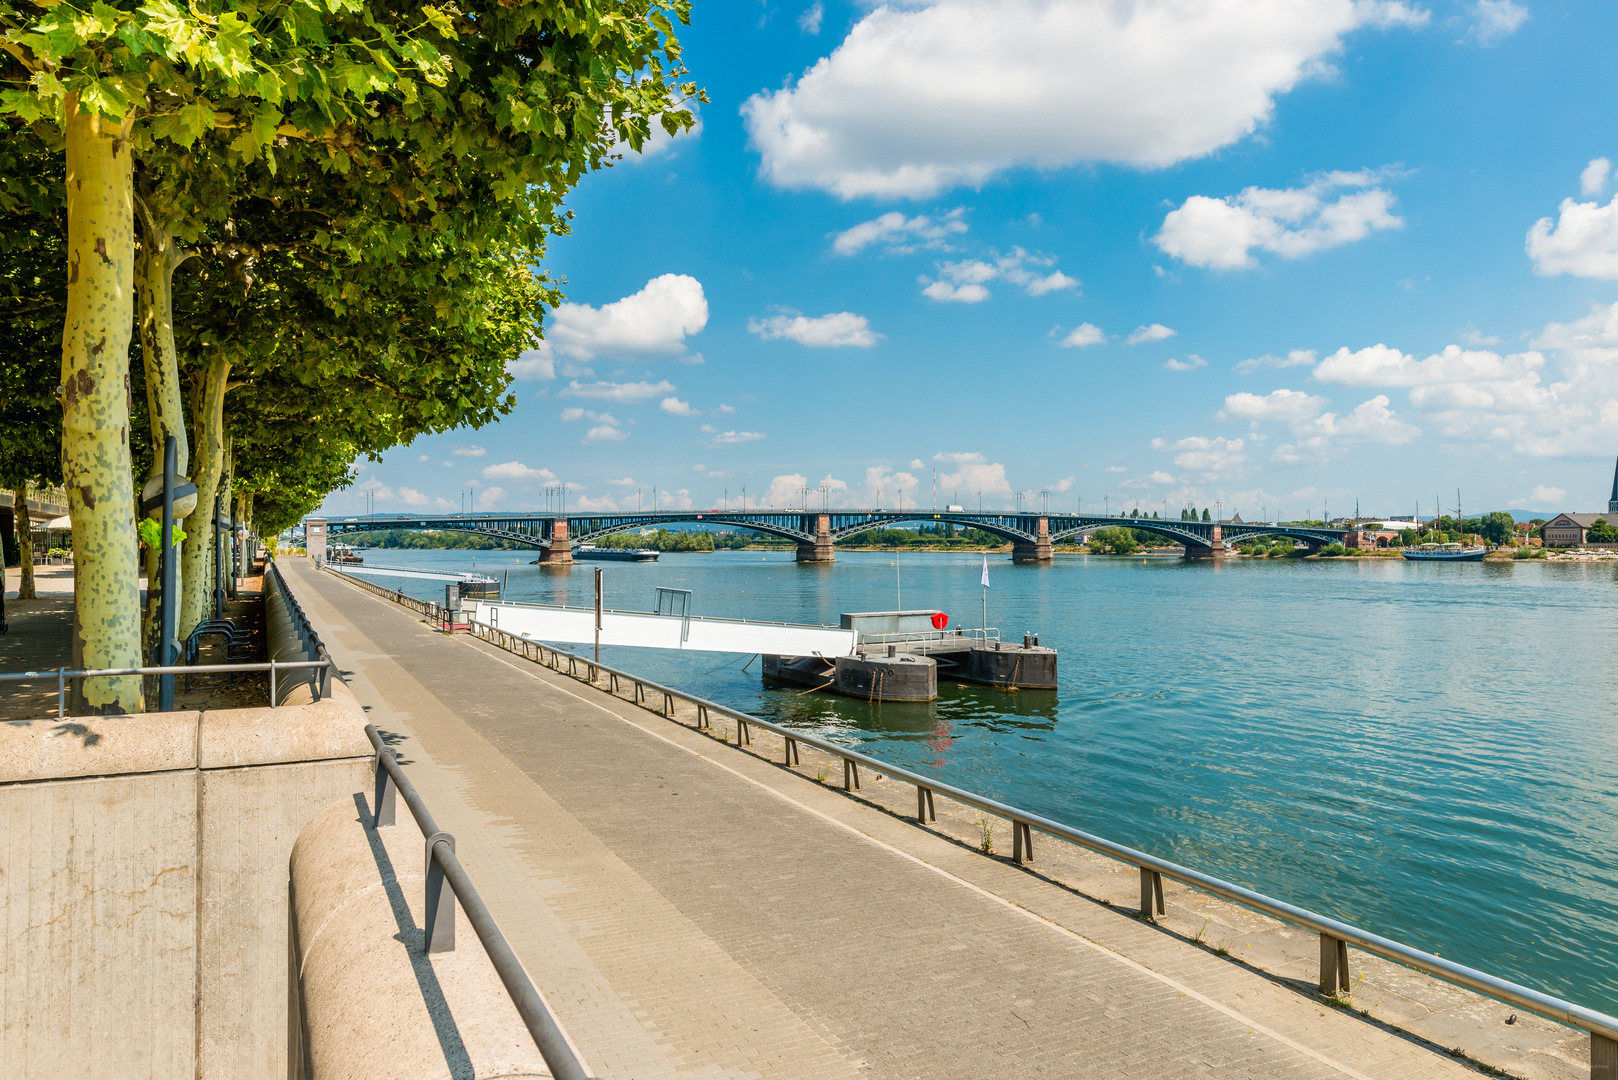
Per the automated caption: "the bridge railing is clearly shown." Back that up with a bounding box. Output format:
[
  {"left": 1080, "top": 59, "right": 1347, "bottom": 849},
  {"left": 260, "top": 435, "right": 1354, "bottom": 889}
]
[{"left": 455, "top": 615, "right": 1618, "bottom": 1075}]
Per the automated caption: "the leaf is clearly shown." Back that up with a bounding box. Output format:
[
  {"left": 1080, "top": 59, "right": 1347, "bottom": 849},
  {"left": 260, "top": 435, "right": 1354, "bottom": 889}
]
[
  {"left": 0, "top": 90, "right": 44, "bottom": 123},
  {"left": 175, "top": 99, "right": 217, "bottom": 145}
]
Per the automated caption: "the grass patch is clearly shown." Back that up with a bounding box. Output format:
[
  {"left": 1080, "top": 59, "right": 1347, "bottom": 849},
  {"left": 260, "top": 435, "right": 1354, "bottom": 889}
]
[{"left": 976, "top": 818, "right": 996, "bottom": 855}]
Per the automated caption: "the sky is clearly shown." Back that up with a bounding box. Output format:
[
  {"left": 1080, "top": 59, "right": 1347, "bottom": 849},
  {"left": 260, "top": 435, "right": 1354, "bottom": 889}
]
[{"left": 322, "top": 0, "right": 1618, "bottom": 523}]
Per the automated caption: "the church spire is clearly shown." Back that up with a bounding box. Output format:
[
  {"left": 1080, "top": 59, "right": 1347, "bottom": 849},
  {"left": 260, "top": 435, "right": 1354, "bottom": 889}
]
[{"left": 1610, "top": 456, "right": 1618, "bottom": 514}]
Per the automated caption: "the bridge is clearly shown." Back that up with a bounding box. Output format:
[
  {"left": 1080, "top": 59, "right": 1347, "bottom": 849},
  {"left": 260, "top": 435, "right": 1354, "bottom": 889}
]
[{"left": 309, "top": 509, "right": 1350, "bottom": 563}]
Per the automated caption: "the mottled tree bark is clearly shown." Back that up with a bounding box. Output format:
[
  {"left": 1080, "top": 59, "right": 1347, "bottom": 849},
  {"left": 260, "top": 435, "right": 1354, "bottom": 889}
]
[
  {"left": 62, "top": 94, "right": 143, "bottom": 713},
  {"left": 179, "top": 355, "right": 228, "bottom": 639},
  {"left": 12, "top": 487, "right": 35, "bottom": 600}
]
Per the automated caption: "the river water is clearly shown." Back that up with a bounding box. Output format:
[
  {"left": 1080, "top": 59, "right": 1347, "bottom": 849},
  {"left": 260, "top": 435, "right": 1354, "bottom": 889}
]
[{"left": 346, "top": 547, "right": 1618, "bottom": 1013}]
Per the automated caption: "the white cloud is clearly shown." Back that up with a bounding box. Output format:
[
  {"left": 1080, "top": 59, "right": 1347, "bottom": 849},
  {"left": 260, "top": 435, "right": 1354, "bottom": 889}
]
[
  {"left": 660, "top": 397, "right": 699, "bottom": 416},
  {"left": 1581, "top": 158, "right": 1610, "bottom": 198},
  {"left": 451, "top": 445, "right": 487, "bottom": 458},
  {"left": 1154, "top": 169, "right": 1403, "bottom": 270},
  {"left": 482, "top": 461, "right": 557, "bottom": 482},
  {"left": 932, "top": 450, "right": 1011, "bottom": 500},
  {"left": 605, "top": 477, "right": 637, "bottom": 487},
  {"left": 1527, "top": 171, "right": 1618, "bottom": 279},
  {"left": 1164, "top": 355, "right": 1207, "bottom": 371},
  {"left": 508, "top": 348, "right": 555, "bottom": 381},
  {"left": 1509, "top": 485, "right": 1565, "bottom": 510},
  {"left": 1273, "top": 395, "right": 1420, "bottom": 461},
  {"left": 1470, "top": 0, "right": 1527, "bottom": 44},
  {"left": 573, "top": 494, "right": 621, "bottom": 512},
  {"left": 398, "top": 487, "right": 429, "bottom": 506},
  {"left": 558, "top": 380, "right": 676, "bottom": 402},
  {"left": 1313, "top": 343, "right": 1541, "bottom": 388},
  {"left": 542, "top": 275, "right": 708, "bottom": 362},
  {"left": 748, "top": 310, "right": 882, "bottom": 347},
  {"left": 706, "top": 430, "right": 766, "bottom": 447},
  {"left": 1127, "top": 323, "right": 1177, "bottom": 345},
  {"left": 476, "top": 486, "right": 505, "bottom": 509},
  {"left": 1235, "top": 348, "right": 1316, "bottom": 374},
  {"left": 1151, "top": 435, "right": 1248, "bottom": 475},
  {"left": 765, "top": 474, "right": 810, "bottom": 507},
  {"left": 798, "top": 0, "right": 824, "bottom": 34},
  {"left": 560, "top": 408, "right": 620, "bottom": 425},
  {"left": 919, "top": 248, "right": 1078, "bottom": 302},
  {"left": 583, "top": 425, "right": 631, "bottom": 445},
  {"left": 1105, "top": 465, "right": 1127, "bottom": 473},
  {"left": 740, "top": 0, "right": 1425, "bottom": 199},
  {"left": 1059, "top": 323, "right": 1106, "bottom": 348},
  {"left": 832, "top": 208, "right": 968, "bottom": 255},
  {"left": 910, "top": 459, "right": 926, "bottom": 469},
  {"left": 1220, "top": 388, "right": 1330, "bottom": 421},
  {"left": 716, "top": 404, "right": 736, "bottom": 414}
]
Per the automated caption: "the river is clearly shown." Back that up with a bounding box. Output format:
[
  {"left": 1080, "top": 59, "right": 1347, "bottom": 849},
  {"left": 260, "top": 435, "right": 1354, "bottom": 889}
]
[{"left": 336, "top": 546, "right": 1618, "bottom": 1013}]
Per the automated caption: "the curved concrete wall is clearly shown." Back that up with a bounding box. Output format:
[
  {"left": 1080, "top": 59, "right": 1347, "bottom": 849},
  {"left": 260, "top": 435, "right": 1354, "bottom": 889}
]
[
  {"left": 290, "top": 800, "right": 554, "bottom": 1079},
  {"left": 266, "top": 561, "right": 325, "bottom": 706}
]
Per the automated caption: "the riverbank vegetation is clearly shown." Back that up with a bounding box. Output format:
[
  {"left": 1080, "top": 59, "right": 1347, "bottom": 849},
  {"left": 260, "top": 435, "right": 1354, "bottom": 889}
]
[{"left": 0, "top": 1, "right": 702, "bottom": 712}]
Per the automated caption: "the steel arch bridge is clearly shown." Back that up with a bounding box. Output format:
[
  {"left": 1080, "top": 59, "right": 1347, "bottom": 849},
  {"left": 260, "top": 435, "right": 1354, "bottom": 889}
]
[{"left": 314, "top": 509, "right": 1350, "bottom": 562}]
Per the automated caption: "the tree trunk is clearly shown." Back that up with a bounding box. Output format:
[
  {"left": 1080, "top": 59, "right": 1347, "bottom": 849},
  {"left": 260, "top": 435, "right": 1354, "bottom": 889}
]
[
  {"left": 135, "top": 214, "right": 190, "bottom": 659},
  {"left": 62, "top": 94, "right": 143, "bottom": 714},
  {"left": 221, "top": 435, "right": 235, "bottom": 599},
  {"left": 179, "top": 355, "right": 228, "bottom": 640},
  {"left": 13, "top": 487, "right": 35, "bottom": 600}
]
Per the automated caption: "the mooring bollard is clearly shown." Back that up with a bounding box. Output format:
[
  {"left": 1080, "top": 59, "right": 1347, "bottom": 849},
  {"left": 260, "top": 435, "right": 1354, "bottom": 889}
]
[
  {"left": 843, "top": 759, "right": 860, "bottom": 791},
  {"left": 425, "top": 832, "right": 456, "bottom": 953},
  {"left": 1319, "top": 932, "right": 1350, "bottom": 994},
  {"left": 1139, "top": 867, "right": 1165, "bottom": 918},
  {"left": 1012, "top": 821, "right": 1034, "bottom": 864},
  {"left": 916, "top": 785, "right": 936, "bottom": 822}
]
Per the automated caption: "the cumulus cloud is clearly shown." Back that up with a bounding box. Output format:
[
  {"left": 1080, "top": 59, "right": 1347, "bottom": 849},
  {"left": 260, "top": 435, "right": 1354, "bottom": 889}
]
[
  {"left": 1154, "top": 169, "right": 1403, "bottom": 270},
  {"left": 573, "top": 495, "right": 621, "bottom": 512},
  {"left": 605, "top": 477, "right": 637, "bottom": 487},
  {"left": 558, "top": 380, "right": 676, "bottom": 402},
  {"left": 798, "top": 0, "right": 824, "bottom": 34},
  {"left": 538, "top": 275, "right": 708, "bottom": 363},
  {"left": 1272, "top": 395, "right": 1420, "bottom": 461},
  {"left": 476, "top": 486, "right": 505, "bottom": 509},
  {"left": 1220, "top": 388, "right": 1330, "bottom": 420},
  {"left": 931, "top": 450, "right": 1011, "bottom": 500},
  {"left": 560, "top": 408, "right": 620, "bottom": 424},
  {"left": 1151, "top": 435, "right": 1248, "bottom": 475},
  {"left": 918, "top": 247, "right": 1078, "bottom": 302},
  {"left": 584, "top": 425, "right": 631, "bottom": 444},
  {"left": 705, "top": 430, "right": 766, "bottom": 447},
  {"left": 1509, "top": 485, "right": 1565, "bottom": 510},
  {"left": 1164, "top": 355, "right": 1207, "bottom": 371},
  {"left": 1127, "top": 323, "right": 1177, "bottom": 345},
  {"left": 832, "top": 208, "right": 968, "bottom": 255},
  {"left": 748, "top": 310, "right": 882, "bottom": 347},
  {"left": 1469, "top": 0, "right": 1527, "bottom": 44},
  {"left": 741, "top": 0, "right": 1424, "bottom": 199},
  {"left": 508, "top": 348, "right": 555, "bottom": 381},
  {"left": 482, "top": 461, "right": 557, "bottom": 482},
  {"left": 1527, "top": 165, "right": 1618, "bottom": 280},
  {"left": 398, "top": 487, "right": 429, "bottom": 507},
  {"left": 1235, "top": 348, "right": 1317, "bottom": 374},
  {"left": 451, "top": 445, "right": 487, "bottom": 458},
  {"left": 660, "top": 397, "right": 699, "bottom": 416},
  {"left": 1059, "top": 323, "right": 1106, "bottom": 348}
]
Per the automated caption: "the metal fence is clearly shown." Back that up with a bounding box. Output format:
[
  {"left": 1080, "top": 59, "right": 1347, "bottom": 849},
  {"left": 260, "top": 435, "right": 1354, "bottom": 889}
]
[
  {"left": 0, "top": 659, "right": 335, "bottom": 718},
  {"left": 454, "top": 616, "right": 1618, "bottom": 1075},
  {"left": 365, "top": 724, "right": 591, "bottom": 1080}
]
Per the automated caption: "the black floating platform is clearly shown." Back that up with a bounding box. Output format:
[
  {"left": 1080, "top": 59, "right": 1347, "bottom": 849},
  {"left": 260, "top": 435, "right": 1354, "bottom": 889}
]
[{"left": 764, "top": 638, "right": 1055, "bottom": 702}]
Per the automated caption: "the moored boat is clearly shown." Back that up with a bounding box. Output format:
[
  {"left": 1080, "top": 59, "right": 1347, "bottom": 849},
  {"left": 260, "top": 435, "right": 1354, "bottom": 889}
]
[
  {"left": 573, "top": 544, "right": 660, "bottom": 562},
  {"left": 1402, "top": 542, "right": 1486, "bottom": 561}
]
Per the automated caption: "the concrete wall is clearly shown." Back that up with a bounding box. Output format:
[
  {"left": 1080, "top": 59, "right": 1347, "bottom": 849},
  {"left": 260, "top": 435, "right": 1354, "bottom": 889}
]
[{"left": 0, "top": 695, "right": 373, "bottom": 1079}]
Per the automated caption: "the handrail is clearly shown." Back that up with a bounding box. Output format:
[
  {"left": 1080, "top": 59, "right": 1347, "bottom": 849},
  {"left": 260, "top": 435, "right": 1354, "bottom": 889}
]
[
  {"left": 459, "top": 615, "right": 1618, "bottom": 1060},
  {"left": 0, "top": 660, "right": 334, "bottom": 717},
  {"left": 364, "top": 725, "right": 591, "bottom": 1080}
]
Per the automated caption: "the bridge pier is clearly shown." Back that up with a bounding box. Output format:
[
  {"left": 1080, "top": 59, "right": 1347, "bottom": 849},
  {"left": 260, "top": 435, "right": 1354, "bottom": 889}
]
[
  {"left": 795, "top": 513, "right": 836, "bottom": 563},
  {"left": 1012, "top": 516, "right": 1053, "bottom": 563},
  {"left": 1183, "top": 524, "right": 1226, "bottom": 559},
  {"left": 538, "top": 519, "right": 572, "bottom": 563}
]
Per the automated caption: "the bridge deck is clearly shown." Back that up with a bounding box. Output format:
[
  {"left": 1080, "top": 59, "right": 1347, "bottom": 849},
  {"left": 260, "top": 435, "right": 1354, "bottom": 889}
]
[{"left": 281, "top": 559, "right": 1478, "bottom": 1080}]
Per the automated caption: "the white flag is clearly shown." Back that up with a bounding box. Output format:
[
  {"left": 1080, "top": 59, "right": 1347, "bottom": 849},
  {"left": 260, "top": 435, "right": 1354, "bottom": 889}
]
[{"left": 981, "top": 554, "right": 990, "bottom": 588}]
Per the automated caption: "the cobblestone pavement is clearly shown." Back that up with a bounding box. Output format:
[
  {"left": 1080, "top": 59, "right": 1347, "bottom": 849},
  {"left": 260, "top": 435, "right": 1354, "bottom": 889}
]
[{"left": 282, "top": 560, "right": 1484, "bottom": 1080}]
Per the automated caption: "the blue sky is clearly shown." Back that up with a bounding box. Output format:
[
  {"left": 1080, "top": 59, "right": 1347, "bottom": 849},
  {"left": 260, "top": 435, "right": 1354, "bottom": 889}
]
[{"left": 325, "top": 0, "right": 1618, "bottom": 522}]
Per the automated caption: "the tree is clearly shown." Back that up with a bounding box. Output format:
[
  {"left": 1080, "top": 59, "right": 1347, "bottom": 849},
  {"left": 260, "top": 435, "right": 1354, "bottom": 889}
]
[
  {"left": 1469, "top": 510, "right": 1515, "bottom": 546},
  {"left": 1201, "top": 508, "right": 1211, "bottom": 522},
  {"left": 1589, "top": 519, "right": 1618, "bottom": 543}
]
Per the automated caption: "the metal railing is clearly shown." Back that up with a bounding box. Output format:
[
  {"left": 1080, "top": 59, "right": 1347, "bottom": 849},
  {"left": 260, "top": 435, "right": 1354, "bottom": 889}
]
[
  {"left": 456, "top": 616, "right": 1618, "bottom": 1071},
  {"left": 364, "top": 725, "right": 591, "bottom": 1080},
  {"left": 0, "top": 660, "right": 335, "bottom": 717}
]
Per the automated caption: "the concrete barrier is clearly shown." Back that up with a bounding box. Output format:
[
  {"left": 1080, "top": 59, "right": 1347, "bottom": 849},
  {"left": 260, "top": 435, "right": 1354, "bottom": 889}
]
[
  {"left": 0, "top": 695, "right": 372, "bottom": 1078},
  {"left": 266, "top": 560, "right": 326, "bottom": 706},
  {"left": 290, "top": 799, "right": 555, "bottom": 1080}
]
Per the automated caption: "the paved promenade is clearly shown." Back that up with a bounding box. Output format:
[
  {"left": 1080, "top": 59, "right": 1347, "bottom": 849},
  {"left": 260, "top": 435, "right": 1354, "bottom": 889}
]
[{"left": 282, "top": 560, "right": 1482, "bottom": 1080}]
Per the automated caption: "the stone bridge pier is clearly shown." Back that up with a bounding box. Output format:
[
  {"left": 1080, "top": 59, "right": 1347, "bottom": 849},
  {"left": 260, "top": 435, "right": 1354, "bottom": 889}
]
[
  {"left": 796, "top": 514, "right": 836, "bottom": 563},
  {"left": 538, "top": 517, "right": 572, "bottom": 563},
  {"left": 1012, "top": 516, "right": 1053, "bottom": 563},
  {"left": 1183, "top": 524, "right": 1226, "bottom": 559}
]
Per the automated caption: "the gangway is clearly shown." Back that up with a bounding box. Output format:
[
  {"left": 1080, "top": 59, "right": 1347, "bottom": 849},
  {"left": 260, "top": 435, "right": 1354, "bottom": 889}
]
[{"left": 473, "top": 599, "right": 856, "bottom": 657}]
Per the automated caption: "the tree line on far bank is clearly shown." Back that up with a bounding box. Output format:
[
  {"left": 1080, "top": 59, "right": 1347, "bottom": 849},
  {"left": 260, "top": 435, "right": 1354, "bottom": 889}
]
[{"left": 1, "top": 0, "right": 702, "bottom": 713}]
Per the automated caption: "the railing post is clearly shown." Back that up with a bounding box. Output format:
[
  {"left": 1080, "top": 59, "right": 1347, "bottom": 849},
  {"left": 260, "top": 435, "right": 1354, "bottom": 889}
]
[
  {"left": 843, "top": 758, "right": 860, "bottom": 791},
  {"left": 425, "top": 832, "right": 456, "bottom": 953},
  {"left": 784, "top": 737, "right": 799, "bottom": 766},
  {"left": 916, "top": 785, "right": 935, "bottom": 822},
  {"left": 57, "top": 668, "right": 65, "bottom": 718},
  {"left": 269, "top": 659, "right": 277, "bottom": 708},
  {"left": 1139, "top": 867, "right": 1164, "bottom": 918},
  {"left": 318, "top": 658, "right": 332, "bottom": 701},
  {"left": 374, "top": 751, "right": 397, "bottom": 828},
  {"left": 1319, "top": 933, "right": 1350, "bottom": 994},
  {"left": 696, "top": 704, "right": 709, "bottom": 729},
  {"left": 737, "top": 719, "right": 751, "bottom": 746},
  {"left": 1593, "top": 1034, "right": 1617, "bottom": 1080},
  {"left": 1012, "top": 821, "right": 1033, "bottom": 865},
  {"left": 663, "top": 691, "right": 674, "bottom": 717}
]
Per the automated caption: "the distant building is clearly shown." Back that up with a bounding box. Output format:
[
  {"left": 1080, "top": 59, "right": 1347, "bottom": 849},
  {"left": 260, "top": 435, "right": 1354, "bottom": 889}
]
[{"left": 1542, "top": 513, "right": 1613, "bottom": 547}]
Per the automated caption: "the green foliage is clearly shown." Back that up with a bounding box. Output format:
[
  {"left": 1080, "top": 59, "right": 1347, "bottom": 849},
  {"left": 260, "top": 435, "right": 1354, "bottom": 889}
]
[
  {"left": 1201, "top": 508, "right": 1211, "bottom": 522},
  {"left": 1588, "top": 518, "right": 1618, "bottom": 543},
  {"left": 1087, "top": 527, "right": 1140, "bottom": 555},
  {"left": 0, "top": 129, "right": 64, "bottom": 491},
  {"left": 1468, "top": 511, "right": 1516, "bottom": 546},
  {"left": 1319, "top": 542, "right": 1346, "bottom": 557},
  {"left": 336, "top": 528, "right": 526, "bottom": 550},
  {"left": 1513, "top": 546, "right": 1547, "bottom": 560},
  {"left": 596, "top": 528, "right": 714, "bottom": 552},
  {"left": 136, "top": 518, "right": 185, "bottom": 547}
]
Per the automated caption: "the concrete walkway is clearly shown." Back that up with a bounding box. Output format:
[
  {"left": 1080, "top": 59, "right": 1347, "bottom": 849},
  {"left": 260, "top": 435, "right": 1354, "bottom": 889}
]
[{"left": 281, "top": 560, "right": 1481, "bottom": 1080}]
